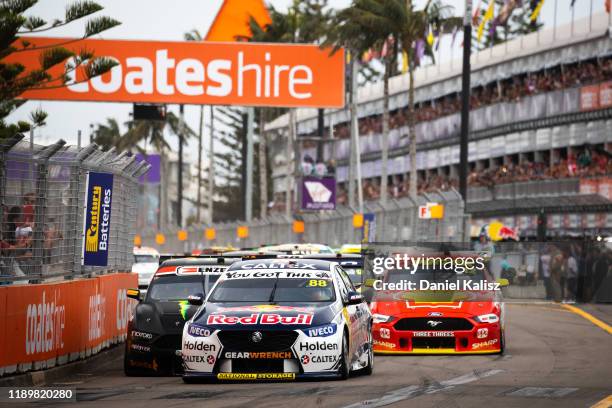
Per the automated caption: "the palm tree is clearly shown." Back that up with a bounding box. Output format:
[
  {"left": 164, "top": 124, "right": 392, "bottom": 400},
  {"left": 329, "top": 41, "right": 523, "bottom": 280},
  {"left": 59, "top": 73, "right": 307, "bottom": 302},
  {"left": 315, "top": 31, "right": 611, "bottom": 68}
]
[
  {"left": 245, "top": 1, "right": 333, "bottom": 218},
  {"left": 92, "top": 118, "right": 123, "bottom": 151},
  {"left": 329, "top": 0, "right": 459, "bottom": 199}
]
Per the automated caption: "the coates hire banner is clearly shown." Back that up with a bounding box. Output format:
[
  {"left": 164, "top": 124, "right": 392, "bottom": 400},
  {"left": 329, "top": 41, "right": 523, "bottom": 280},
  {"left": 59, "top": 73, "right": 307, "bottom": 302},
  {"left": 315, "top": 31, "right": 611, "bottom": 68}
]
[
  {"left": 82, "top": 172, "right": 114, "bottom": 266},
  {"left": 9, "top": 37, "right": 345, "bottom": 108}
]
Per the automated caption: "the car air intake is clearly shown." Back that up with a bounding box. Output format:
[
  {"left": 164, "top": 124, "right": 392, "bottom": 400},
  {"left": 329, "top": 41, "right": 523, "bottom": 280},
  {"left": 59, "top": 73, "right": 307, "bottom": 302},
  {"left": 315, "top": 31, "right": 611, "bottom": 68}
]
[
  {"left": 394, "top": 318, "right": 473, "bottom": 331},
  {"left": 412, "top": 337, "right": 456, "bottom": 349},
  {"left": 217, "top": 330, "right": 298, "bottom": 352}
]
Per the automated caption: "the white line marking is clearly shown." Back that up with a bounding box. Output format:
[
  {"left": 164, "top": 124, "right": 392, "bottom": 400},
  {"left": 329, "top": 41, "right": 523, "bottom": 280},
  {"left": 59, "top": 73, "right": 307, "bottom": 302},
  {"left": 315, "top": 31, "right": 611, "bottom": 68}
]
[{"left": 342, "top": 369, "right": 504, "bottom": 408}]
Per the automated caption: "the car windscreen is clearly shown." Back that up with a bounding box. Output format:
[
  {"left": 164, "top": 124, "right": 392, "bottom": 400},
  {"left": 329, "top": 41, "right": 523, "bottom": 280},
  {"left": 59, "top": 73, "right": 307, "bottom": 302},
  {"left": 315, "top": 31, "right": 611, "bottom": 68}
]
[
  {"left": 209, "top": 277, "right": 335, "bottom": 303},
  {"left": 147, "top": 274, "right": 220, "bottom": 301},
  {"left": 134, "top": 254, "right": 159, "bottom": 263},
  {"left": 344, "top": 267, "right": 363, "bottom": 286}
]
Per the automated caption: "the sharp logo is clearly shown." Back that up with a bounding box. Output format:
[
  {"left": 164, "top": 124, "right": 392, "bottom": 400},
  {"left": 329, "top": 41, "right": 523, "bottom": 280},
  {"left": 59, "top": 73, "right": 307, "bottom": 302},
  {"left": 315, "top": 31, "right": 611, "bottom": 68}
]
[
  {"left": 304, "top": 181, "right": 332, "bottom": 203},
  {"left": 298, "top": 342, "right": 338, "bottom": 352},
  {"left": 183, "top": 341, "right": 216, "bottom": 352},
  {"left": 427, "top": 320, "right": 443, "bottom": 327}
]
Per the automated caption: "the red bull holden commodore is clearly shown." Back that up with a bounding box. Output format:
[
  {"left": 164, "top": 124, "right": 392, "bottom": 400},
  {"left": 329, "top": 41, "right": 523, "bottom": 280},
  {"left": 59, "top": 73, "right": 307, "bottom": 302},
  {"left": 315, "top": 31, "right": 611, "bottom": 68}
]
[
  {"left": 181, "top": 259, "right": 373, "bottom": 382},
  {"left": 370, "top": 266, "right": 506, "bottom": 355},
  {"left": 124, "top": 257, "right": 239, "bottom": 375}
]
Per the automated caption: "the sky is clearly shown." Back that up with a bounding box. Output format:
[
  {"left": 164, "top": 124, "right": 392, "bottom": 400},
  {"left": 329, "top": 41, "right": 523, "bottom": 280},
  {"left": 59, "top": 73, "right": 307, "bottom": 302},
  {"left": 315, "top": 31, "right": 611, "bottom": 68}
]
[{"left": 7, "top": 0, "right": 599, "bottom": 163}]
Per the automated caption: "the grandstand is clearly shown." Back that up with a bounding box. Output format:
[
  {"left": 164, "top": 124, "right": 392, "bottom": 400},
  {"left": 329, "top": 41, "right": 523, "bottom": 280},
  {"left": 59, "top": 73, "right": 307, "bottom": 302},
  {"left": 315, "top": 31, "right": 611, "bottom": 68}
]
[{"left": 265, "top": 12, "right": 612, "bottom": 239}]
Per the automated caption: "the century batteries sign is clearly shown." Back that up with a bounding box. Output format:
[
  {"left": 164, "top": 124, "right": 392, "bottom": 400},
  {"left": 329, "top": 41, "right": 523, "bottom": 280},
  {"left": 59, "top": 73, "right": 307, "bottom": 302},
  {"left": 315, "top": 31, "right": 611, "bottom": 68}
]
[
  {"left": 10, "top": 37, "right": 345, "bottom": 108},
  {"left": 82, "top": 171, "right": 114, "bottom": 266}
]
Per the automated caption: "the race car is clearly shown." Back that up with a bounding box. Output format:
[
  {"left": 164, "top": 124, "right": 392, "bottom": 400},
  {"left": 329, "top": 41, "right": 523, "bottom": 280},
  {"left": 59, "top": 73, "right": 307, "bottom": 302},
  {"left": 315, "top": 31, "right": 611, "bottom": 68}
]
[
  {"left": 181, "top": 258, "right": 373, "bottom": 382},
  {"left": 132, "top": 246, "right": 160, "bottom": 290},
  {"left": 258, "top": 243, "right": 335, "bottom": 255},
  {"left": 124, "top": 257, "right": 239, "bottom": 375},
  {"left": 370, "top": 266, "right": 507, "bottom": 355}
]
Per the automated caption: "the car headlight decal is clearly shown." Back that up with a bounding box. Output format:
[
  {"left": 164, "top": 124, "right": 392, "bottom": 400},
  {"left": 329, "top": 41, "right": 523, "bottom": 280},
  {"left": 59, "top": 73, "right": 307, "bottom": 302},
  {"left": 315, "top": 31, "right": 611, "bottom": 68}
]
[
  {"left": 372, "top": 313, "right": 395, "bottom": 324},
  {"left": 474, "top": 313, "right": 499, "bottom": 323}
]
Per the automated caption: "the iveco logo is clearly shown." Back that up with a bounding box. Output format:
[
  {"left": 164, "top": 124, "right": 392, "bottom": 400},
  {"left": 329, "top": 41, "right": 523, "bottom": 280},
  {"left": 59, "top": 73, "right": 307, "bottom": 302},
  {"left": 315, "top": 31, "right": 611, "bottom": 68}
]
[
  {"left": 251, "top": 331, "right": 263, "bottom": 343},
  {"left": 427, "top": 320, "right": 443, "bottom": 327}
]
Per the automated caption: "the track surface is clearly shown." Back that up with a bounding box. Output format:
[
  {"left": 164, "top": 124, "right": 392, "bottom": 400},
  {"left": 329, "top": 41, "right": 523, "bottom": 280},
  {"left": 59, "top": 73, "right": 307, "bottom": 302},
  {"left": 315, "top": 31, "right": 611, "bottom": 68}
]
[{"left": 41, "top": 303, "right": 612, "bottom": 408}]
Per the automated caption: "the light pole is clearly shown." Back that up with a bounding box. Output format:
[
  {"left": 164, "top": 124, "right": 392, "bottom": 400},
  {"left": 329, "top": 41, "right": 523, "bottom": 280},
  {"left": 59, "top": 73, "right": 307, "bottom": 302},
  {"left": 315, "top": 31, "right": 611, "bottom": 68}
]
[{"left": 459, "top": 0, "right": 472, "bottom": 201}]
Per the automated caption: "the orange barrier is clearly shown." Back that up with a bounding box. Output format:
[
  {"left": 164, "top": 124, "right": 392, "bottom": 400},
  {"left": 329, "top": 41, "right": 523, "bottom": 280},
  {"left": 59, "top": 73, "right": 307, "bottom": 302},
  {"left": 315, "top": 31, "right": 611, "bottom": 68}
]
[{"left": 0, "top": 273, "right": 137, "bottom": 375}]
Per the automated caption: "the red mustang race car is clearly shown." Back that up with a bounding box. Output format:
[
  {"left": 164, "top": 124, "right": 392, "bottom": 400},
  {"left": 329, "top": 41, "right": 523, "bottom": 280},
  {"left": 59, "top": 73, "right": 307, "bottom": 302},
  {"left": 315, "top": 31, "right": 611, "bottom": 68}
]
[{"left": 370, "top": 268, "right": 506, "bottom": 354}]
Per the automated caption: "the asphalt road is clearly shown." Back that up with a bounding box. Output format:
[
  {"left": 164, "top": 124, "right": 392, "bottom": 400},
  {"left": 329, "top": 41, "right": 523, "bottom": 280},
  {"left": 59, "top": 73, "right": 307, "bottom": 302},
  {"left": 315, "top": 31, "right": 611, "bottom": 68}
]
[{"left": 36, "top": 303, "right": 612, "bottom": 408}]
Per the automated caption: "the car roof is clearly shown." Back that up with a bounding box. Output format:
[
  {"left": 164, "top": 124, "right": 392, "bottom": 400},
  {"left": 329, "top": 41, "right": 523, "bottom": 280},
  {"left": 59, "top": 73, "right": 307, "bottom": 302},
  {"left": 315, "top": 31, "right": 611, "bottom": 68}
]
[
  {"left": 160, "top": 257, "right": 241, "bottom": 267},
  {"left": 258, "top": 243, "right": 334, "bottom": 254},
  {"left": 133, "top": 246, "right": 160, "bottom": 255}
]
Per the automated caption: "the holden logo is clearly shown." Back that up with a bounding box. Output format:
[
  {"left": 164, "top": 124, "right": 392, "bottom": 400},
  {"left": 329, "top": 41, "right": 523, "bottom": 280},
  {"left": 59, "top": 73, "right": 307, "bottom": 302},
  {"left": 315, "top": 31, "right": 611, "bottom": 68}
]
[
  {"left": 427, "top": 320, "right": 442, "bottom": 327},
  {"left": 428, "top": 312, "right": 443, "bottom": 317},
  {"left": 251, "top": 331, "right": 263, "bottom": 343}
]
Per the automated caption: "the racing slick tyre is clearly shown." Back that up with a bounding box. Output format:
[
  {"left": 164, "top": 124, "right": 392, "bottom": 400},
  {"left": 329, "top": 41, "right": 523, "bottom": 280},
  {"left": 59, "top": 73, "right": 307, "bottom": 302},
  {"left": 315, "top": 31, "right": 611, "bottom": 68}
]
[
  {"left": 123, "top": 346, "right": 141, "bottom": 377},
  {"left": 361, "top": 328, "right": 374, "bottom": 376},
  {"left": 498, "top": 328, "right": 506, "bottom": 354},
  {"left": 339, "top": 333, "right": 350, "bottom": 380}
]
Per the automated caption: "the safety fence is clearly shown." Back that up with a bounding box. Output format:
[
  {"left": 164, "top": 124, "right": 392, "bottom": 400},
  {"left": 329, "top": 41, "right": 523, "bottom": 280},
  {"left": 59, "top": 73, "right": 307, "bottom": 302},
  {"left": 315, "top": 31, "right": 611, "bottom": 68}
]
[
  {"left": 0, "top": 134, "right": 150, "bottom": 283},
  {"left": 139, "top": 189, "right": 467, "bottom": 253},
  {"left": 0, "top": 273, "right": 137, "bottom": 376},
  {"left": 488, "top": 241, "right": 612, "bottom": 303}
]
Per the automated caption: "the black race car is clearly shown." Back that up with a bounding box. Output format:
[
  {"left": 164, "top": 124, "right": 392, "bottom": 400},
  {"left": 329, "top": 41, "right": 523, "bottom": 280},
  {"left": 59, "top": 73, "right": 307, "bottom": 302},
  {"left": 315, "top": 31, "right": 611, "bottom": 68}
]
[{"left": 124, "top": 257, "right": 239, "bottom": 375}]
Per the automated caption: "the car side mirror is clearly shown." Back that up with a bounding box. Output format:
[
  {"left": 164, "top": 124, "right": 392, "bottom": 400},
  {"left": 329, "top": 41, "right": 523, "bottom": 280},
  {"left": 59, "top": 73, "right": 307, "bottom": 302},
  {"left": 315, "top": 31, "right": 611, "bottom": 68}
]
[
  {"left": 188, "top": 293, "right": 204, "bottom": 306},
  {"left": 346, "top": 291, "right": 364, "bottom": 306},
  {"left": 126, "top": 288, "right": 141, "bottom": 301},
  {"left": 496, "top": 278, "right": 510, "bottom": 287},
  {"left": 363, "top": 278, "right": 376, "bottom": 288}
]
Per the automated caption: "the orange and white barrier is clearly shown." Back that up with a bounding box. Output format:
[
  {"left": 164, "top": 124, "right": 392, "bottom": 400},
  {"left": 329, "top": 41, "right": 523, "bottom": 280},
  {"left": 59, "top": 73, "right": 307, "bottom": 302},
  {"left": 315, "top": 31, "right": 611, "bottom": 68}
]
[{"left": 0, "top": 273, "right": 137, "bottom": 376}]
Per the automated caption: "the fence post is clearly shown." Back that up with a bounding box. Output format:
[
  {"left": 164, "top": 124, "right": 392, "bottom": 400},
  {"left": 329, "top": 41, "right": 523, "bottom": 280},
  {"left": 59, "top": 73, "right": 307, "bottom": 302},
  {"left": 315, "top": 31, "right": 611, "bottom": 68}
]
[
  {"left": 32, "top": 140, "right": 66, "bottom": 280},
  {"left": 0, "top": 134, "right": 25, "bottom": 240}
]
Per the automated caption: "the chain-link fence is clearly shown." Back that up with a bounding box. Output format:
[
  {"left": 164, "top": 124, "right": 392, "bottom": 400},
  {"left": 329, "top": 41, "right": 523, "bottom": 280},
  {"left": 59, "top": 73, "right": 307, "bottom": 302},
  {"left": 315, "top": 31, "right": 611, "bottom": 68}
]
[
  {"left": 0, "top": 134, "right": 149, "bottom": 284},
  {"left": 140, "top": 188, "right": 467, "bottom": 253}
]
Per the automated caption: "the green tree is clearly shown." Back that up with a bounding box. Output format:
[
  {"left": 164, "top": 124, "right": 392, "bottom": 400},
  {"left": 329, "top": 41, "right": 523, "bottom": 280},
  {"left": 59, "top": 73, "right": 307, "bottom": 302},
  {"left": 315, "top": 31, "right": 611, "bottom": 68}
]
[
  {"left": 328, "top": 0, "right": 459, "bottom": 199},
  {"left": 1, "top": 0, "right": 120, "bottom": 139},
  {"left": 92, "top": 117, "right": 122, "bottom": 150}
]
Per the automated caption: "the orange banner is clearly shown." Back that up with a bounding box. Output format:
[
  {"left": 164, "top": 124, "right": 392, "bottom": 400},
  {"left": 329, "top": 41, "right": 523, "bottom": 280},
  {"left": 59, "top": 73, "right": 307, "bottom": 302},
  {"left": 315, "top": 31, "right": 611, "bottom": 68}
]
[
  {"left": 0, "top": 273, "right": 137, "bottom": 373},
  {"left": 8, "top": 37, "right": 345, "bottom": 108},
  {"left": 580, "top": 84, "right": 600, "bottom": 111},
  {"left": 599, "top": 81, "right": 612, "bottom": 108}
]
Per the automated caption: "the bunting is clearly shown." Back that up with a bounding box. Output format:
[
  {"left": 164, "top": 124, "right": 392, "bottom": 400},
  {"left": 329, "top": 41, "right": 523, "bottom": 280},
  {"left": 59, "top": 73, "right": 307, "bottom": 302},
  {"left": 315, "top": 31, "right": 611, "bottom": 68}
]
[
  {"left": 401, "top": 51, "right": 408, "bottom": 73},
  {"left": 530, "top": 0, "right": 545, "bottom": 21},
  {"left": 427, "top": 26, "right": 434, "bottom": 46},
  {"left": 477, "top": 0, "right": 495, "bottom": 42}
]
